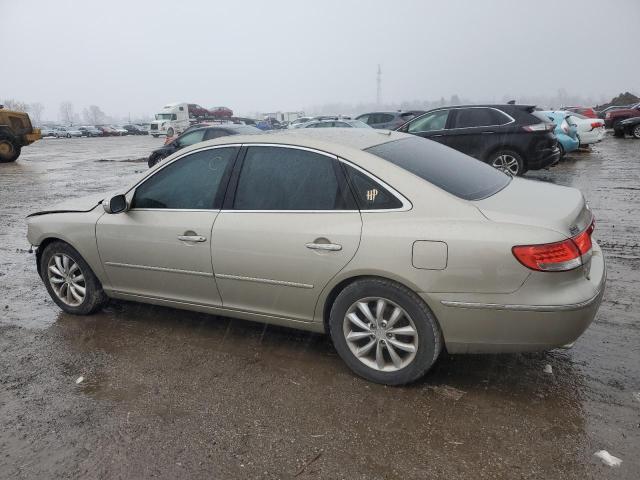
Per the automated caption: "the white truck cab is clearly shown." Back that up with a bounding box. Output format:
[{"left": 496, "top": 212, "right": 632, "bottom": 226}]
[{"left": 149, "top": 103, "right": 190, "bottom": 137}]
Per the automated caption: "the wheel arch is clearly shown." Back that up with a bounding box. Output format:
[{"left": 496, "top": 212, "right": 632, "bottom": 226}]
[{"left": 484, "top": 144, "right": 527, "bottom": 168}]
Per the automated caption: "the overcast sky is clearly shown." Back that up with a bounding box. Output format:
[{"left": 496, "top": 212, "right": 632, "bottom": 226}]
[{"left": 2, "top": 0, "right": 638, "bottom": 119}]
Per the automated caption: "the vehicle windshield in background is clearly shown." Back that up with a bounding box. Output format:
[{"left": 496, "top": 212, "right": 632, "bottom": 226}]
[
  {"left": 155, "top": 113, "right": 175, "bottom": 120},
  {"left": 366, "top": 136, "right": 511, "bottom": 201}
]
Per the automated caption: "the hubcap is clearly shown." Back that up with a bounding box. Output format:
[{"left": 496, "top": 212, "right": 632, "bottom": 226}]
[
  {"left": 491, "top": 154, "right": 519, "bottom": 175},
  {"left": 0, "top": 141, "right": 13, "bottom": 156},
  {"left": 47, "top": 253, "right": 86, "bottom": 306},
  {"left": 343, "top": 297, "right": 419, "bottom": 372},
  {"left": 634, "top": 126, "right": 640, "bottom": 138}
]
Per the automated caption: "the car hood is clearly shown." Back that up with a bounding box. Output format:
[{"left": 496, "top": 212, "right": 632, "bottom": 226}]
[
  {"left": 473, "top": 178, "right": 592, "bottom": 238},
  {"left": 27, "top": 192, "right": 113, "bottom": 217}
]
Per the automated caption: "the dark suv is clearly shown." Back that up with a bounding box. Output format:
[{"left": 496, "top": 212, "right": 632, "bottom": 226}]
[{"left": 395, "top": 105, "right": 559, "bottom": 176}]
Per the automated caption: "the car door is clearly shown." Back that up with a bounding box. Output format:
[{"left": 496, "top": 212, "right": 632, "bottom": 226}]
[
  {"left": 400, "top": 109, "right": 450, "bottom": 145},
  {"left": 444, "top": 107, "right": 503, "bottom": 158},
  {"left": 211, "top": 144, "right": 362, "bottom": 323},
  {"left": 96, "top": 146, "right": 238, "bottom": 306}
]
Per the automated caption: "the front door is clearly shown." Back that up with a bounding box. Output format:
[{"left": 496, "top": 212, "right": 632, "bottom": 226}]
[
  {"left": 96, "top": 146, "right": 238, "bottom": 305},
  {"left": 212, "top": 145, "right": 362, "bottom": 323}
]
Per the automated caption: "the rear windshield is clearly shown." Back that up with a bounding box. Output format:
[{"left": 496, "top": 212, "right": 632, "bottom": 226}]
[{"left": 365, "top": 136, "right": 511, "bottom": 201}]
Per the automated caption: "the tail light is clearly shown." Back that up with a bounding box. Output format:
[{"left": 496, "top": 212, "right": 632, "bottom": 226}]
[
  {"left": 590, "top": 121, "right": 603, "bottom": 129},
  {"left": 560, "top": 119, "right": 570, "bottom": 134},
  {"left": 512, "top": 219, "right": 595, "bottom": 272},
  {"left": 523, "top": 123, "right": 554, "bottom": 132}
]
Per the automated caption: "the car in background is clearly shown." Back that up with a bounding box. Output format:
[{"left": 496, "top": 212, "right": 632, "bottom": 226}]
[
  {"left": 188, "top": 104, "right": 210, "bottom": 119},
  {"left": 562, "top": 106, "right": 598, "bottom": 118},
  {"left": 288, "top": 117, "right": 314, "bottom": 128},
  {"left": 148, "top": 124, "right": 262, "bottom": 167},
  {"left": 303, "top": 119, "right": 371, "bottom": 128},
  {"left": 40, "top": 127, "right": 56, "bottom": 138},
  {"left": 603, "top": 103, "right": 640, "bottom": 128},
  {"left": 27, "top": 129, "right": 605, "bottom": 385},
  {"left": 123, "top": 124, "right": 148, "bottom": 135},
  {"left": 209, "top": 106, "right": 233, "bottom": 118},
  {"left": 97, "top": 126, "right": 118, "bottom": 136},
  {"left": 613, "top": 116, "right": 640, "bottom": 139},
  {"left": 539, "top": 111, "right": 579, "bottom": 155},
  {"left": 78, "top": 126, "right": 102, "bottom": 137},
  {"left": 54, "top": 127, "right": 83, "bottom": 138},
  {"left": 396, "top": 104, "right": 560, "bottom": 176},
  {"left": 112, "top": 126, "right": 129, "bottom": 136},
  {"left": 356, "top": 111, "right": 425, "bottom": 130},
  {"left": 565, "top": 113, "right": 605, "bottom": 146}
]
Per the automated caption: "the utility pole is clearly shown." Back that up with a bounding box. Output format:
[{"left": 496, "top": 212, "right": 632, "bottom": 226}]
[{"left": 376, "top": 64, "right": 382, "bottom": 105}]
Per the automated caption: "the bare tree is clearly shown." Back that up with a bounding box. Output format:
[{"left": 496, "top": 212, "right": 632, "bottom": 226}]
[
  {"left": 29, "top": 102, "right": 45, "bottom": 126},
  {"left": 59, "top": 101, "right": 75, "bottom": 125},
  {"left": 2, "top": 99, "right": 29, "bottom": 112},
  {"left": 83, "top": 105, "right": 106, "bottom": 125}
]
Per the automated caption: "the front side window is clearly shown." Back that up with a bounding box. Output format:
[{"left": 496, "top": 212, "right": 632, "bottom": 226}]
[
  {"left": 132, "top": 148, "right": 237, "bottom": 209},
  {"left": 342, "top": 164, "right": 402, "bottom": 210},
  {"left": 234, "top": 146, "right": 349, "bottom": 210},
  {"left": 407, "top": 110, "right": 449, "bottom": 133},
  {"left": 176, "top": 130, "right": 206, "bottom": 147}
]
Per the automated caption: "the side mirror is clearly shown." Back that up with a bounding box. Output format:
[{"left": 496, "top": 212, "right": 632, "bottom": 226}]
[{"left": 102, "top": 194, "right": 128, "bottom": 214}]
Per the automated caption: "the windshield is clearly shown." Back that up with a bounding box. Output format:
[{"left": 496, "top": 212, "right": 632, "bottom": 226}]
[
  {"left": 155, "top": 113, "right": 175, "bottom": 120},
  {"left": 365, "top": 136, "right": 511, "bottom": 201}
]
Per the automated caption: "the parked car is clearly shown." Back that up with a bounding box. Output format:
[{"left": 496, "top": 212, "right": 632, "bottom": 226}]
[
  {"left": 396, "top": 104, "right": 560, "bottom": 176},
  {"left": 148, "top": 124, "right": 262, "bottom": 167},
  {"left": 54, "top": 127, "right": 82, "bottom": 138},
  {"left": 603, "top": 103, "right": 640, "bottom": 128},
  {"left": 78, "top": 126, "right": 102, "bottom": 137},
  {"left": 596, "top": 105, "right": 631, "bottom": 119},
  {"left": 163, "top": 123, "right": 213, "bottom": 145},
  {"left": 565, "top": 114, "right": 605, "bottom": 146},
  {"left": 209, "top": 106, "right": 233, "bottom": 118},
  {"left": 27, "top": 129, "right": 605, "bottom": 385},
  {"left": 303, "top": 119, "right": 371, "bottom": 128},
  {"left": 288, "top": 117, "right": 314, "bottom": 128},
  {"left": 539, "top": 111, "right": 579, "bottom": 156},
  {"left": 97, "top": 126, "right": 118, "bottom": 136},
  {"left": 122, "top": 124, "right": 147, "bottom": 135},
  {"left": 356, "top": 111, "right": 425, "bottom": 130},
  {"left": 188, "top": 104, "right": 210, "bottom": 119},
  {"left": 613, "top": 116, "right": 640, "bottom": 139},
  {"left": 562, "top": 106, "right": 598, "bottom": 118},
  {"left": 40, "top": 127, "right": 56, "bottom": 138},
  {"left": 112, "top": 126, "right": 129, "bottom": 136}
]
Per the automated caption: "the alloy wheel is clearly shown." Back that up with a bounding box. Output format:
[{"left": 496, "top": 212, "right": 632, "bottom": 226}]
[
  {"left": 633, "top": 125, "right": 640, "bottom": 139},
  {"left": 343, "top": 297, "right": 419, "bottom": 372},
  {"left": 47, "top": 253, "right": 86, "bottom": 306},
  {"left": 491, "top": 154, "right": 520, "bottom": 175}
]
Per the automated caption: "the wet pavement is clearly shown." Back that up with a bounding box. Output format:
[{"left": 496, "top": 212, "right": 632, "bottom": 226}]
[{"left": 1, "top": 135, "right": 639, "bottom": 479}]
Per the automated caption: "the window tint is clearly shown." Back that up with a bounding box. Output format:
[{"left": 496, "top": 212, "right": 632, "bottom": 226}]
[
  {"left": 371, "top": 113, "right": 394, "bottom": 124},
  {"left": 203, "top": 129, "right": 230, "bottom": 140},
  {"left": 234, "top": 147, "right": 348, "bottom": 210},
  {"left": 408, "top": 110, "right": 449, "bottom": 133},
  {"left": 365, "top": 137, "right": 511, "bottom": 201},
  {"left": 176, "top": 130, "right": 206, "bottom": 147},
  {"left": 342, "top": 164, "right": 402, "bottom": 210},
  {"left": 132, "top": 148, "right": 236, "bottom": 209},
  {"left": 453, "top": 108, "right": 503, "bottom": 128}
]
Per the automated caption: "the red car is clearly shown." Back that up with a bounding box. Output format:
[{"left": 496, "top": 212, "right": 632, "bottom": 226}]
[
  {"left": 604, "top": 103, "right": 640, "bottom": 128},
  {"left": 209, "top": 106, "right": 233, "bottom": 118},
  {"left": 188, "top": 104, "right": 210, "bottom": 119},
  {"left": 563, "top": 106, "right": 598, "bottom": 118}
]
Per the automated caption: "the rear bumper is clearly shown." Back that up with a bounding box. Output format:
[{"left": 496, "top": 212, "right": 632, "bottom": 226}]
[
  {"left": 421, "top": 243, "right": 606, "bottom": 354},
  {"left": 527, "top": 145, "right": 560, "bottom": 170}
]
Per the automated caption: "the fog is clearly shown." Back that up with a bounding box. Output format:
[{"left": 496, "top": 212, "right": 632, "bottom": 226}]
[{"left": 2, "top": 0, "right": 638, "bottom": 120}]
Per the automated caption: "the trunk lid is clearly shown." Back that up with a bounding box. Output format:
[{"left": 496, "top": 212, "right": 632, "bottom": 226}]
[{"left": 472, "top": 178, "right": 592, "bottom": 237}]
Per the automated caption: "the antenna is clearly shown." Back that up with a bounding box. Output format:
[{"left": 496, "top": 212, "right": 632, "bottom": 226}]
[{"left": 376, "top": 64, "right": 382, "bottom": 105}]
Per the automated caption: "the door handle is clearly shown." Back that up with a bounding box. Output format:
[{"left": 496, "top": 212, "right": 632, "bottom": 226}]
[
  {"left": 305, "top": 242, "right": 342, "bottom": 251},
  {"left": 178, "top": 235, "right": 206, "bottom": 242}
]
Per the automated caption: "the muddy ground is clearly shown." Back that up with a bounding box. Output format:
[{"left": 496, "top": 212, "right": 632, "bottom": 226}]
[{"left": 1, "top": 135, "right": 638, "bottom": 479}]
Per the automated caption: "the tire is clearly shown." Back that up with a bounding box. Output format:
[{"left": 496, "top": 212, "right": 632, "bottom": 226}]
[
  {"left": 0, "top": 137, "right": 20, "bottom": 163},
  {"left": 329, "top": 278, "right": 443, "bottom": 385},
  {"left": 152, "top": 134, "right": 159, "bottom": 138},
  {"left": 147, "top": 153, "right": 164, "bottom": 168},
  {"left": 487, "top": 149, "right": 524, "bottom": 176},
  {"left": 40, "top": 241, "right": 108, "bottom": 315},
  {"left": 166, "top": 127, "right": 174, "bottom": 137},
  {"left": 613, "top": 128, "right": 625, "bottom": 138},
  {"left": 66, "top": 134, "right": 71, "bottom": 138},
  {"left": 632, "top": 125, "right": 640, "bottom": 139},
  {"left": 558, "top": 143, "right": 566, "bottom": 157}
]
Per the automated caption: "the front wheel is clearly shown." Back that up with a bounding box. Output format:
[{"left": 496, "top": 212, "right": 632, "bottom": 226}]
[
  {"left": 166, "top": 127, "right": 174, "bottom": 137},
  {"left": 0, "top": 138, "right": 20, "bottom": 162},
  {"left": 488, "top": 149, "right": 524, "bottom": 176},
  {"left": 329, "top": 278, "right": 442, "bottom": 385},
  {"left": 632, "top": 125, "right": 640, "bottom": 139},
  {"left": 40, "top": 241, "right": 108, "bottom": 315}
]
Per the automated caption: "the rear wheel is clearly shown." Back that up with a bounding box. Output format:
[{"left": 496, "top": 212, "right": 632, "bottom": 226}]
[
  {"left": 40, "top": 241, "right": 108, "bottom": 315},
  {"left": 0, "top": 138, "right": 20, "bottom": 163},
  {"left": 632, "top": 125, "right": 640, "bottom": 139},
  {"left": 329, "top": 278, "right": 442, "bottom": 385},
  {"left": 488, "top": 149, "right": 524, "bottom": 176}
]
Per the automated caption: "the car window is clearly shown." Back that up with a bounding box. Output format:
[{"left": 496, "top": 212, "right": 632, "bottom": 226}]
[
  {"left": 177, "top": 130, "right": 206, "bottom": 147},
  {"left": 365, "top": 137, "right": 511, "bottom": 201},
  {"left": 407, "top": 110, "right": 449, "bottom": 133},
  {"left": 132, "top": 148, "right": 237, "bottom": 209},
  {"left": 204, "top": 129, "right": 231, "bottom": 140},
  {"left": 342, "top": 164, "right": 402, "bottom": 210},
  {"left": 234, "top": 146, "right": 349, "bottom": 210},
  {"left": 356, "top": 114, "right": 370, "bottom": 124},
  {"left": 453, "top": 108, "right": 503, "bottom": 128}
]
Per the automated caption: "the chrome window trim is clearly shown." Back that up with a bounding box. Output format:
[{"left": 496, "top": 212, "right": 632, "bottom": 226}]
[{"left": 409, "top": 106, "right": 515, "bottom": 134}]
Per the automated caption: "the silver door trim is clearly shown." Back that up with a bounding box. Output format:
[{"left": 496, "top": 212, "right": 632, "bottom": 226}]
[
  {"left": 105, "top": 261, "right": 214, "bottom": 278},
  {"left": 440, "top": 290, "right": 602, "bottom": 312},
  {"left": 215, "top": 273, "right": 314, "bottom": 289}
]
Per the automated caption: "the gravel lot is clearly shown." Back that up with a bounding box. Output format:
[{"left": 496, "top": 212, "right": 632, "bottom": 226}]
[{"left": 1, "top": 135, "right": 638, "bottom": 479}]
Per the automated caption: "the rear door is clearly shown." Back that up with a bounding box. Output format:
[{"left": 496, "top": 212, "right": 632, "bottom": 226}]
[
  {"left": 445, "top": 107, "right": 511, "bottom": 159},
  {"left": 211, "top": 145, "right": 362, "bottom": 323}
]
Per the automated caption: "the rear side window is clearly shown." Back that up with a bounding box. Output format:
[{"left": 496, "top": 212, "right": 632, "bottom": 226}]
[
  {"left": 342, "top": 164, "right": 402, "bottom": 210},
  {"left": 132, "top": 148, "right": 236, "bottom": 209},
  {"left": 365, "top": 137, "right": 511, "bottom": 201},
  {"left": 234, "top": 146, "right": 350, "bottom": 210},
  {"left": 453, "top": 108, "right": 509, "bottom": 128},
  {"left": 176, "top": 130, "right": 206, "bottom": 147}
]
